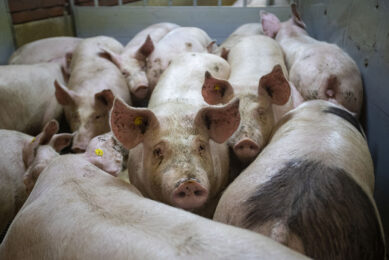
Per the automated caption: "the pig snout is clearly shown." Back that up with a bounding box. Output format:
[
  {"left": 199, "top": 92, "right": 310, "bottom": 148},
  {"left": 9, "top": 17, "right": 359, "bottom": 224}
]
[
  {"left": 171, "top": 180, "right": 209, "bottom": 210},
  {"left": 233, "top": 138, "right": 261, "bottom": 164},
  {"left": 72, "top": 133, "right": 91, "bottom": 153},
  {"left": 133, "top": 85, "right": 149, "bottom": 99}
]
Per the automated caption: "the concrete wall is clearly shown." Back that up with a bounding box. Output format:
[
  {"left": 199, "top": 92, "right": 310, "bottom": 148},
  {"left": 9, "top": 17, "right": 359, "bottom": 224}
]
[
  {"left": 0, "top": 0, "right": 14, "bottom": 64},
  {"left": 297, "top": 0, "right": 389, "bottom": 244}
]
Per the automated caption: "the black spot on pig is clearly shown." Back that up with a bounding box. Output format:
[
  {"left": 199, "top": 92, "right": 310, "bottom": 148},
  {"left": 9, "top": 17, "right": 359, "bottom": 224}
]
[
  {"left": 244, "top": 159, "right": 385, "bottom": 260},
  {"left": 323, "top": 106, "right": 363, "bottom": 136}
]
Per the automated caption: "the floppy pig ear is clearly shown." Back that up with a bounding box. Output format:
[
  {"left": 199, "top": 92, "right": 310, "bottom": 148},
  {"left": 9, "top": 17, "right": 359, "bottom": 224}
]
[
  {"left": 110, "top": 98, "right": 159, "bottom": 149},
  {"left": 49, "top": 133, "right": 74, "bottom": 152},
  {"left": 22, "top": 120, "right": 59, "bottom": 169},
  {"left": 135, "top": 35, "right": 155, "bottom": 61},
  {"left": 99, "top": 47, "right": 123, "bottom": 70},
  {"left": 260, "top": 10, "right": 281, "bottom": 38},
  {"left": 220, "top": 47, "right": 230, "bottom": 60},
  {"left": 95, "top": 89, "right": 115, "bottom": 109},
  {"left": 195, "top": 98, "right": 240, "bottom": 144},
  {"left": 291, "top": 3, "right": 306, "bottom": 29},
  {"left": 202, "top": 71, "right": 234, "bottom": 105},
  {"left": 258, "top": 64, "right": 291, "bottom": 106},
  {"left": 54, "top": 80, "right": 78, "bottom": 106}
]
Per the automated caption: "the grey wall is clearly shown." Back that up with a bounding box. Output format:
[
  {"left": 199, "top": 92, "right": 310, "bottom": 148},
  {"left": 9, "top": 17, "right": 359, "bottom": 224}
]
[
  {"left": 0, "top": 0, "right": 14, "bottom": 64},
  {"left": 72, "top": 6, "right": 292, "bottom": 45},
  {"left": 297, "top": 0, "right": 389, "bottom": 244}
]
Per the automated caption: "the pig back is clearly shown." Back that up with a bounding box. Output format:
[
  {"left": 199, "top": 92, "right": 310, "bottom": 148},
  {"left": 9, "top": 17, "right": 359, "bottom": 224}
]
[
  {"left": 8, "top": 36, "right": 81, "bottom": 65},
  {"left": 0, "top": 63, "right": 64, "bottom": 135},
  {"left": 0, "top": 154, "right": 308, "bottom": 260},
  {"left": 148, "top": 52, "right": 231, "bottom": 109}
]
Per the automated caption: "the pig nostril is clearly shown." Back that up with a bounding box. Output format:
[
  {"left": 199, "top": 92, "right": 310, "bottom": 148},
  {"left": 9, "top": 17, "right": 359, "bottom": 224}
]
[
  {"left": 178, "top": 191, "right": 186, "bottom": 198},
  {"left": 194, "top": 190, "right": 202, "bottom": 196}
]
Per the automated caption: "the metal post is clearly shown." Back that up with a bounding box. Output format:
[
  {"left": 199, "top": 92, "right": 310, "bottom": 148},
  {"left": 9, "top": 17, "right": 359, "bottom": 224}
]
[
  {"left": 168, "top": 0, "right": 173, "bottom": 6},
  {"left": 193, "top": 0, "right": 197, "bottom": 6},
  {"left": 243, "top": 0, "right": 247, "bottom": 7},
  {"left": 118, "top": 0, "right": 123, "bottom": 5},
  {"left": 94, "top": 0, "right": 99, "bottom": 7},
  {"left": 217, "top": 0, "right": 222, "bottom": 6},
  {"left": 143, "top": 0, "right": 148, "bottom": 6}
]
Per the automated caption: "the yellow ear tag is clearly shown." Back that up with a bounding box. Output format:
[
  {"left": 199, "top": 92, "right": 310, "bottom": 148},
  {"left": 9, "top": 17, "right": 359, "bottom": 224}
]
[
  {"left": 95, "top": 149, "right": 104, "bottom": 157},
  {"left": 30, "top": 137, "right": 36, "bottom": 143},
  {"left": 134, "top": 116, "right": 143, "bottom": 126},
  {"left": 214, "top": 84, "right": 220, "bottom": 91}
]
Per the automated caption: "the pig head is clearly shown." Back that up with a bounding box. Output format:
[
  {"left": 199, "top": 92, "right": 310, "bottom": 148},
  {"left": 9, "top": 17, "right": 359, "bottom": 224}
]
[
  {"left": 110, "top": 97, "right": 240, "bottom": 214},
  {"left": 54, "top": 81, "right": 115, "bottom": 152}
]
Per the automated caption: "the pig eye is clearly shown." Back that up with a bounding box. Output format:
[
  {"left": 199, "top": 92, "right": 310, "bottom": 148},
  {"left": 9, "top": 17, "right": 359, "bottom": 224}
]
[
  {"left": 153, "top": 147, "right": 163, "bottom": 165},
  {"left": 122, "top": 70, "right": 130, "bottom": 77},
  {"left": 153, "top": 148, "right": 163, "bottom": 158},
  {"left": 95, "top": 115, "right": 102, "bottom": 120},
  {"left": 198, "top": 143, "right": 206, "bottom": 155}
]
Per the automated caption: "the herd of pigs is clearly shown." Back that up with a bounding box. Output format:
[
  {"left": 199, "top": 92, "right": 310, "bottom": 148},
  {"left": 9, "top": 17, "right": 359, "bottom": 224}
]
[{"left": 0, "top": 4, "right": 386, "bottom": 260}]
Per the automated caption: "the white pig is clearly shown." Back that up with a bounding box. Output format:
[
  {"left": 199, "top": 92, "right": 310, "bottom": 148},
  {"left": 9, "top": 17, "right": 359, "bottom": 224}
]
[
  {"left": 100, "top": 23, "right": 180, "bottom": 101},
  {"left": 206, "top": 35, "right": 303, "bottom": 165},
  {"left": 145, "top": 27, "right": 217, "bottom": 90},
  {"left": 0, "top": 63, "right": 65, "bottom": 135},
  {"left": 54, "top": 36, "right": 131, "bottom": 152},
  {"left": 213, "top": 23, "right": 264, "bottom": 58},
  {"left": 0, "top": 122, "right": 72, "bottom": 240},
  {"left": 8, "top": 36, "right": 81, "bottom": 78},
  {"left": 0, "top": 153, "right": 308, "bottom": 260},
  {"left": 0, "top": 121, "right": 126, "bottom": 241},
  {"left": 110, "top": 52, "right": 239, "bottom": 217},
  {"left": 260, "top": 5, "right": 363, "bottom": 116},
  {"left": 214, "top": 100, "right": 386, "bottom": 259}
]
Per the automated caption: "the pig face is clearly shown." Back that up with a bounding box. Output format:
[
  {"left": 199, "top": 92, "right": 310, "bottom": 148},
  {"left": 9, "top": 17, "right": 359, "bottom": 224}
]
[
  {"left": 54, "top": 81, "right": 115, "bottom": 152},
  {"left": 22, "top": 120, "right": 72, "bottom": 194},
  {"left": 205, "top": 65, "right": 291, "bottom": 165},
  {"left": 83, "top": 132, "right": 127, "bottom": 177},
  {"left": 99, "top": 35, "right": 154, "bottom": 100},
  {"left": 111, "top": 98, "right": 240, "bottom": 211}
]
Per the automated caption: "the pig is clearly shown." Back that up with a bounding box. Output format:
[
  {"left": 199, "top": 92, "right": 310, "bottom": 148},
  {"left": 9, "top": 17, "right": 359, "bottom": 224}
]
[
  {"left": 232, "top": 0, "right": 289, "bottom": 7},
  {"left": 99, "top": 23, "right": 180, "bottom": 101},
  {"left": 213, "top": 23, "right": 264, "bottom": 59},
  {"left": 214, "top": 100, "right": 386, "bottom": 259},
  {"left": 8, "top": 36, "right": 82, "bottom": 79},
  {"left": 145, "top": 27, "right": 217, "bottom": 91},
  {"left": 0, "top": 154, "right": 308, "bottom": 260},
  {"left": 110, "top": 52, "right": 239, "bottom": 217},
  {"left": 260, "top": 4, "right": 363, "bottom": 116},
  {"left": 0, "top": 63, "right": 66, "bottom": 135},
  {"left": 0, "top": 122, "right": 72, "bottom": 242},
  {"left": 0, "top": 121, "right": 126, "bottom": 242},
  {"left": 54, "top": 36, "right": 131, "bottom": 152},
  {"left": 205, "top": 35, "right": 303, "bottom": 165}
]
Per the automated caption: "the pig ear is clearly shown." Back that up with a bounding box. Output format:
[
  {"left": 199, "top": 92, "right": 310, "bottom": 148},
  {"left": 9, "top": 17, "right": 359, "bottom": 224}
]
[
  {"left": 260, "top": 10, "right": 281, "bottom": 38},
  {"left": 22, "top": 120, "right": 59, "bottom": 169},
  {"left": 258, "top": 64, "right": 291, "bottom": 106},
  {"left": 95, "top": 89, "right": 115, "bottom": 109},
  {"left": 220, "top": 47, "right": 230, "bottom": 60},
  {"left": 291, "top": 3, "right": 306, "bottom": 29},
  {"left": 54, "top": 80, "right": 78, "bottom": 106},
  {"left": 135, "top": 35, "right": 155, "bottom": 61},
  {"left": 49, "top": 133, "right": 73, "bottom": 153},
  {"left": 202, "top": 71, "right": 234, "bottom": 105},
  {"left": 207, "top": 41, "right": 217, "bottom": 53},
  {"left": 99, "top": 47, "right": 123, "bottom": 70},
  {"left": 195, "top": 98, "right": 240, "bottom": 143},
  {"left": 110, "top": 98, "right": 159, "bottom": 149}
]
